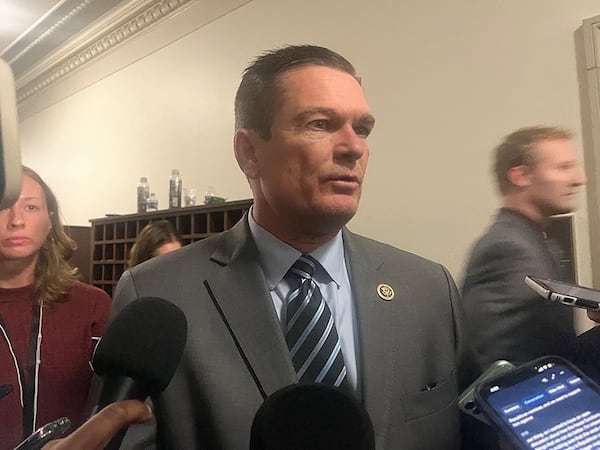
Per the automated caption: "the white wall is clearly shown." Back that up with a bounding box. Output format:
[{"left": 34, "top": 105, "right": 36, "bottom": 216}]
[{"left": 17, "top": 0, "right": 600, "bottom": 298}]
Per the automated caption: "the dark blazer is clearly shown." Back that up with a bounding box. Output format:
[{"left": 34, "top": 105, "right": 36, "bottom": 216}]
[
  {"left": 461, "top": 209, "right": 575, "bottom": 369},
  {"left": 112, "top": 215, "right": 477, "bottom": 449}
]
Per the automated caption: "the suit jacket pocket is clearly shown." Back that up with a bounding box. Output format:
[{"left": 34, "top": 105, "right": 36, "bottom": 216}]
[{"left": 403, "top": 370, "right": 458, "bottom": 421}]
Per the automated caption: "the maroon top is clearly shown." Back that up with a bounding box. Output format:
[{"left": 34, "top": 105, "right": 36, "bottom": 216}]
[{"left": 0, "top": 282, "right": 111, "bottom": 449}]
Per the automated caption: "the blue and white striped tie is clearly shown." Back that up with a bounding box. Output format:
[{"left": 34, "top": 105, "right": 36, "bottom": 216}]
[{"left": 285, "top": 255, "right": 347, "bottom": 388}]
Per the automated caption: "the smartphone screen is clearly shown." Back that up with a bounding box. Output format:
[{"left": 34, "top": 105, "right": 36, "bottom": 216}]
[{"left": 476, "top": 356, "right": 600, "bottom": 449}]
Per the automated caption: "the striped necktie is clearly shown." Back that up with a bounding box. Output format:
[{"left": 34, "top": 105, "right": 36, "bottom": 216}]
[{"left": 285, "top": 255, "right": 348, "bottom": 388}]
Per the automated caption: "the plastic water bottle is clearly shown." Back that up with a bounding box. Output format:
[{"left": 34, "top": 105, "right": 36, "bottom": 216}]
[
  {"left": 146, "top": 193, "right": 158, "bottom": 212},
  {"left": 137, "top": 177, "right": 150, "bottom": 213},
  {"left": 168, "top": 169, "right": 182, "bottom": 208},
  {"left": 204, "top": 185, "right": 217, "bottom": 204}
]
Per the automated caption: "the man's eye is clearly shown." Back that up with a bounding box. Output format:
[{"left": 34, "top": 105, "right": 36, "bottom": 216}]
[
  {"left": 355, "top": 126, "right": 372, "bottom": 137},
  {"left": 310, "top": 119, "right": 328, "bottom": 129}
]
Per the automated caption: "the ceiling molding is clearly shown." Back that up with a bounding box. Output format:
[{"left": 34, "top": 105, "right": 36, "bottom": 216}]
[
  {"left": 13, "top": 0, "right": 196, "bottom": 103},
  {"left": 2, "top": 0, "right": 124, "bottom": 77}
]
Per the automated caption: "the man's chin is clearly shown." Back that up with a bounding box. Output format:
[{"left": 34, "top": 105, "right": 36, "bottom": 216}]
[
  {"left": 325, "top": 202, "right": 359, "bottom": 221},
  {"left": 310, "top": 203, "right": 358, "bottom": 230},
  {"left": 545, "top": 203, "right": 577, "bottom": 217},
  {"left": 556, "top": 205, "right": 576, "bottom": 215}
]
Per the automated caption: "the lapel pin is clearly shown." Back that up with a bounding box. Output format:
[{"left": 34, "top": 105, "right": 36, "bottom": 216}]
[{"left": 376, "top": 284, "right": 394, "bottom": 301}]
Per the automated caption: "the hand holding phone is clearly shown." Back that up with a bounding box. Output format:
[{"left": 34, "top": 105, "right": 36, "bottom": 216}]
[
  {"left": 475, "top": 356, "right": 600, "bottom": 450},
  {"left": 14, "top": 417, "right": 71, "bottom": 450},
  {"left": 458, "top": 360, "right": 515, "bottom": 425},
  {"left": 525, "top": 276, "right": 600, "bottom": 311},
  {"left": 40, "top": 400, "right": 152, "bottom": 450}
]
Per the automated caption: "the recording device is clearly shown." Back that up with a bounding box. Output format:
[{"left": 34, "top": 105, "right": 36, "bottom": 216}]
[
  {"left": 475, "top": 355, "right": 600, "bottom": 450},
  {"left": 250, "top": 383, "right": 375, "bottom": 450},
  {"left": 525, "top": 275, "right": 600, "bottom": 310},
  {"left": 525, "top": 275, "right": 600, "bottom": 311},
  {"left": 0, "top": 58, "right": 22, "bottom": 209},
  {"left": 458, "top": 359, "right": 515, "bottom": 425},
  {"left": 14, "top": 417, "right": 71, "bottom": 450},
  {"left": 92, "top": 297, "right": 188, "bottom": 450}
]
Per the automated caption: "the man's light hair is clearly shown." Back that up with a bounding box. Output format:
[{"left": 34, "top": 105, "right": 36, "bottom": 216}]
[{"left": 494, "top": 125, "right": 574, "bottom": 195}]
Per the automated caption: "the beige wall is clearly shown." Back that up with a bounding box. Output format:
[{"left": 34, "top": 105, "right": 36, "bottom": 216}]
[{"left": 17, "top": 0, "right": 600, "bottom": 305}]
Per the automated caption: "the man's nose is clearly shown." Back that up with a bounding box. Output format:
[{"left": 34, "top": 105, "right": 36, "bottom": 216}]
[{"left": 335, "top": 124, "right": 367, "bottom": 160}]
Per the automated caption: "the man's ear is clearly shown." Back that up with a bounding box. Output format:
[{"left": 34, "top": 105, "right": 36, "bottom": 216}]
[
  {"left": 507, "top": 165, "right": 533, "bottom": 188},
  {"left": 234, "top": 129, "right": 261, "bottom": 179}
]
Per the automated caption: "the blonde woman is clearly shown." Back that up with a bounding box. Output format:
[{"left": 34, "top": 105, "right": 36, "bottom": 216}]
[{"left": 0, "top": 166, "right": 110, "bottom": 449}]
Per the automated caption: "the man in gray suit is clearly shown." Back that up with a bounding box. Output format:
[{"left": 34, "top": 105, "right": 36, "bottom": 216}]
[
  {"left": 462, "top": 126, "right": 587, "bottom": 369},
  {"left": 111, "top": 45, "right": 480, "bottom": 449}
]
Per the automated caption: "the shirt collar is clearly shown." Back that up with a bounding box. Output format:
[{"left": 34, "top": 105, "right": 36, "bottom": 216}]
[
  {"left": 248, "top": 207, "right": 344, "bottom": 289},
  {"left": 500, "top": 207, "right": 546, "bottom": 233}
]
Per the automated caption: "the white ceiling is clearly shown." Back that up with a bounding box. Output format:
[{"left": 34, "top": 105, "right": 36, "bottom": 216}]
[{"left": 0, "top": 0, "right": 60, "bottom": 54}]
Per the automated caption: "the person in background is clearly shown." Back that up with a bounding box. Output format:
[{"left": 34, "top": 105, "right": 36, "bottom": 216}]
[
  {"left": 0, "top": 166, "right": 111, "bottom": 450},
  {"left": 110, "top": 44, "right": 486, "bottom": 449},
  {"left": 461, "top": 126, "right": 587, "bottom": 369},
  {"left": 127, "top": 220, "right": 181, "bottom": 268}
]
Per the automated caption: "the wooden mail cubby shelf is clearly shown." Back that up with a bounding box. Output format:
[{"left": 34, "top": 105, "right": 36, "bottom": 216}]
[{"left": 89, "top": 199, "right": 253, "bottom": 296}]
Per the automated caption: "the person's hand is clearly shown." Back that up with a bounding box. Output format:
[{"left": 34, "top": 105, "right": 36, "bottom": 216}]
[
  {"left": 42, "top": 400, "right": 152, "bottom": 450},
  {"left": 588, "top": 310, "right": 600, "bottom": 324}
]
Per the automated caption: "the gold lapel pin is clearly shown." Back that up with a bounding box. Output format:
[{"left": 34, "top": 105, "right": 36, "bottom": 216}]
[{"left": 376, "top": 284, "right": 394, "bottom": 301}]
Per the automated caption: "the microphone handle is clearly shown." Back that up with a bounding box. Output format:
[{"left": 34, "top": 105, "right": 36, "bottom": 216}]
[{"left": 97, "top": 375, "right": 149, "bottom": 450}]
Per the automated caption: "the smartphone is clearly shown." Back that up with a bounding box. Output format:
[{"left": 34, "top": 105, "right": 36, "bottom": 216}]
[
  {"left": 525, "top": 275, "right": 600, "bottom": 311},
  {"left": 14, "top": 417, "right": 71, "bottom": 450},
  {"left": 475, "top": 355, "right": 600, "bottom": 450},
  {"left": 458, "top": 360, "right": 515, "bottom": 425}
]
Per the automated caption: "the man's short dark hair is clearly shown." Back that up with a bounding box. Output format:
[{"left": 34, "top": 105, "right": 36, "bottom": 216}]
[{"left": 234, "top": 45, "right": 359, "bottom": 139}]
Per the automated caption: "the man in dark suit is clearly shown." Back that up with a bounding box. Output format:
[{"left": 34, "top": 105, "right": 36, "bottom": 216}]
[
  {"left": 462, "top": 126, "right": 587, "bottom": 369},
  {"left": 110, "top": 44, "right": 479, "bottom": 449}
]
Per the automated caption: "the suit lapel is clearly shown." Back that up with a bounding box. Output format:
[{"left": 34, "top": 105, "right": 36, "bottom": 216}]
[
  {"left": 344, "top": 230, "right": 399, "bottom": 446},
  {"left": 202, "top": 220, "right": 408, "bottom": 426},
  {"left": 204, "top": 217, "right": 296, "bottom": 398}
]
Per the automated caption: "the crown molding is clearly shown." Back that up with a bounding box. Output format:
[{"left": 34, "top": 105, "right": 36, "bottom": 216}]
[
  {"left": 3, "top": 0, "right": 124, "bottom": 78},
  {"left": 15, "top": 0, "right": 196, "bottom": 103}
]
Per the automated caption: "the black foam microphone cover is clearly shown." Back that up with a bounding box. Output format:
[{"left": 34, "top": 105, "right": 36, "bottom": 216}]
[
  {"left": 92, "top": 297, "right": 187, "bottom": 450},
  {"left": 93, "top": 296, "right": 187, "bottom": 404},
  {"left": 250, "top": 383, "right": 375, "bottom": 450}
]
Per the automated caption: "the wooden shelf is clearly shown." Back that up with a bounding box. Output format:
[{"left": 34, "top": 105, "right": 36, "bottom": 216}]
[{"left": 89, "top": 199, "right": 253, "bottom": 296}]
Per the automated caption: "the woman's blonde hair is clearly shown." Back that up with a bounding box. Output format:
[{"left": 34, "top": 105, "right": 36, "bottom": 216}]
[{"left": 22, "top": 166, "right": 79, "bottom": 305}]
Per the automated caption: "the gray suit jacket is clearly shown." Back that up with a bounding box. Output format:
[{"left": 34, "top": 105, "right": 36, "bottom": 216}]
[
  {"left": 112, "top": 215, "right": 476, "bottom": 449},
  {"left": 461, "top": 209, "right": 575, "bottom": 368}
]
